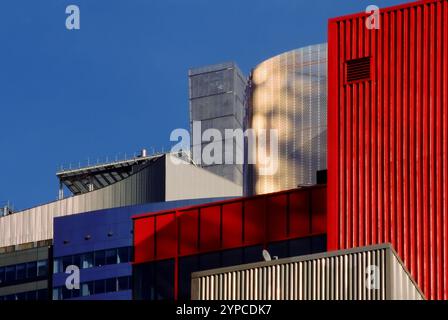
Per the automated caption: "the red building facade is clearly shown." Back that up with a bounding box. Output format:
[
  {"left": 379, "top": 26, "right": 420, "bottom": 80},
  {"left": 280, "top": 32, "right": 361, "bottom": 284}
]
[
  {"left": 133, "top": 186, "right": 326, "bottom": 299},
  {"left": 328, "top": 0, "right": 448, "bottom": 299}
]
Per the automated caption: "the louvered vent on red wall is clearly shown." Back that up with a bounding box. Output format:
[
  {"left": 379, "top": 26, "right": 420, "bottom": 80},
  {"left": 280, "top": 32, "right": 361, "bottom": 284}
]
[{"left": 345, "top": 57, "right": 371, "bottom": 83}]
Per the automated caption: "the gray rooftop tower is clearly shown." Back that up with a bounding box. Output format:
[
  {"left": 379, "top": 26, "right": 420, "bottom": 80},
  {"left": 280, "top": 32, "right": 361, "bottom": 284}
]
[{"left": 189, "top": 62, "right": 246, "bottom": 186}]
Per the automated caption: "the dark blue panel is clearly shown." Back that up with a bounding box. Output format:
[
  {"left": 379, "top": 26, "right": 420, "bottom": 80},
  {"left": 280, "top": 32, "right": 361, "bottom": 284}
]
[
  {"left": 53, "top": 197, "right": 229, "bottom": 257},
  {"left": 52, "top": 197, "right": 230, "bottom": 300}
]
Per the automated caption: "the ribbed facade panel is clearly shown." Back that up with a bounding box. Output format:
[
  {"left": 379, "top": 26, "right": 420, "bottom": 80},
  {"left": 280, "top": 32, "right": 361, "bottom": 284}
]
[
  {"left": 247, "top": 44, "right": 327, "bottom": 195},
  {"left": 191, "top": 244, "right": 424, "bottom": 300},
  {"left": 0, "top": 160, "right": 164, "bottom": 248},
  {"left": 327, "top": 0, "right": 448, "bottom": 300},
  {"left": 0, "top": 156, "right": 242, "bottom": 248}
]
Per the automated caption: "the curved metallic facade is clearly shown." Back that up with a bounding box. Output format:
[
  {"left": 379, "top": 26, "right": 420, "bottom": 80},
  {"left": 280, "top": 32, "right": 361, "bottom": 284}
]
[{"left": 246, "top": 44, "right": 327, "bottom": 195}]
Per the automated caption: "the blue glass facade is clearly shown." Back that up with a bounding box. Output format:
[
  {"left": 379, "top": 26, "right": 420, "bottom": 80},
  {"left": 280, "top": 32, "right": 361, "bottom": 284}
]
[{"left": 52, "top": 198, "right": 229, "bottom": 300}]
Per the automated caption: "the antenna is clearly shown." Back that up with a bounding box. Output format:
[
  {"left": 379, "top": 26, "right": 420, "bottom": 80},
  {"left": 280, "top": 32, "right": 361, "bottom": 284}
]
[{"left": 262, "top": 249, "right": 272, "bottom": 262}]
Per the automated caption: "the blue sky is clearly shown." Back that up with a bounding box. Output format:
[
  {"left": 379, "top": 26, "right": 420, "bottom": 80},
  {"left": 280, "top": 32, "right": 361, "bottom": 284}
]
[{"left": 0, "top": 0, "right": 409, "bottom": 210}]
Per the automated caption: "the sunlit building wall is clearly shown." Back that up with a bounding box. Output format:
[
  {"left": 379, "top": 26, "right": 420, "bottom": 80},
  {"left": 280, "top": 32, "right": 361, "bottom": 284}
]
[{"left": 245, "top": 44, "right": 327, "bottom": 195}]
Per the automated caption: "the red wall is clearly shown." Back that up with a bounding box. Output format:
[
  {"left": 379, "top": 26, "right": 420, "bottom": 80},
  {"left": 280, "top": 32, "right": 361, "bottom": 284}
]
[
  {"left": 133, "top": 186, "right": 326, "bottom": 265},
  {"left": 328, "top": 0, "right": 448, "bottom": 300}
]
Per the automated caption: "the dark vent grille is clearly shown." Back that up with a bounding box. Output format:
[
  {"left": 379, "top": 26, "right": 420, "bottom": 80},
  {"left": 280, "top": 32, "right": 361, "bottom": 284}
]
[{"left": 346, "top": 57, "right": 371, "bottom": 83}]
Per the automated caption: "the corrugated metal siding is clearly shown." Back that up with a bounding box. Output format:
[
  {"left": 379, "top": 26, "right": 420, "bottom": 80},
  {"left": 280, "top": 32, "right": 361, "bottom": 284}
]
[
  {"left": 0, "top": 160, "right": 164, "bottom": 248},
  {"left": 191, "top": 245, "right": 424, "bottom": 300},
  {"left": 0, "top": 156, "right": 241, "bottom": 248},
  {"left": 390, "top": 252, "right": 423, "bottom": 300},
  {"left": 327, "top": 0, "right": 448, "bottom": 300}
]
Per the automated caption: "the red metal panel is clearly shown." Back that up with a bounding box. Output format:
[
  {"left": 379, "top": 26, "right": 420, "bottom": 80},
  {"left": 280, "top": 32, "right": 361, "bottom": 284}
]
[
  {"left": 133, "top": 187, "right": 327, "bottom": 267},
  {"left": 266, "top": 194, "right": 288, "bottom": 241},
  {"left": 222, "top": 202, "right": 243, "bottom": 248},
  {"left": 133, "top": 216, "right": 155, "bottom": 264},
  {"left": 178, "top": 209, "right": 198, "bottom": 256},
  {"left": 199, "top": 206, "right": 221, "bottom": 252},
  {"left": 243, "top": 198, "right": 266, "bottom": 245},
  {"left": 311, "top": 187, "right": 326, "bottom": 234},
  {"left": 289, "top": 190, "right": 310, "bottom": 237},
  {"left": 328, "top": 0, "right": 448, "bottom": 300},
  {"left": 155, "top": 213, "right": 177, "bottom": 260}
]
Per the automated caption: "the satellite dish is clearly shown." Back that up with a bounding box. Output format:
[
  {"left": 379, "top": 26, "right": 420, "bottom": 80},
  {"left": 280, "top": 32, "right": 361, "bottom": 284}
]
[{"left": 262, "top": 249, "right": 272, "bottom": 262}]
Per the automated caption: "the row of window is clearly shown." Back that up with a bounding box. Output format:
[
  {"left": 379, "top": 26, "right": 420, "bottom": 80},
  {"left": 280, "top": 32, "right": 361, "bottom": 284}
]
[
  {"left": 0, "top": 289, "right": 48, "bottom": 301},
  {"left": 53, "top": 247, "right": 132, "bottom": 274},
  {"left": 0, "top": 260, "right": 48, "bottom": 287},
  {"left": 53, "top": 276, "right": 131, "bottom": 300}
]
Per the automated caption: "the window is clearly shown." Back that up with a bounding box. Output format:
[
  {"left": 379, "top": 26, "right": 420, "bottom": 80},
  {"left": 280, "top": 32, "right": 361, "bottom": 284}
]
[
  {"left": 16, "top": 292, "right": 26, "bottom": 300},
  {"left": 1, "top": 289, "right": 48, "bottom": 301},
  {"left": 62, "top": 256, "right": 73, "bottom": 272},
  {"left": 105, "top": 249, "right": 117, "bottom": 265},
  {"left": 16, "top": 263, "right": 26, "bottom": 281},
  {"left": 178, "top": 256, "right": 199, "bottom": 300},
  {"left": 117, "top": 247, "right": 130, "bottom": 264},
  {"left": 73, "top": 254, "right": 82, "bottom": 269},
  {"left": 26, "top": 291, "right": 37, "bottom": 301},
  {"left": 53, "top": 288, "right": 61, "bottom": 300},
  {"left": 94, "top": 279, "right": 105, "bottom": 294},
  {"left": 71, "top": 287, "right": 81, "bottom": 299},
  {"left": 4, "top": 294, "right": 16, "bottom": 301},
  {"left": 311, "top": 235, "right": 327, "bottom": 253},
  {"left": 94, "top": 251, "right": 105, "bottom": 267},
  {"left": 134, "top": 260, "right": 174, "bottom": 300},
  {"left": 81, "top": 253, "right": 93, "bottom": 269},
  {"left": 62, "top": 286, "right": 72, "bottom": 300},
  {"left": 37, "top": 260, "right": 48, "bottom": 277},
  {"left": 26, "top": 262, "right": 37, "bottom": 278},
  {"left": 53, "top": 259, "right": 61, "bottom": 274},
  {"left": 267, "top": 241, "right": 289, "bottom": 259},
  {"left": 81, "top": 282, "right": 93, "bottom": 297},
  {"left": 106, "top": 278, "right": 117, "bottom": 292},
  {"left": 53, "top": 247, "right": 133, "bottom": 273},
  {"left": 37, "top": 289, "right": 48, "bottom": 301},
  {"left": 0, "top": 267, "right": 5, "bottom": 285},
  {"left": 5, "top": 266, "right": 15, "bottom": 282},
  {"left": 117, "top": 276, "right": 130, "bottom": 291}
]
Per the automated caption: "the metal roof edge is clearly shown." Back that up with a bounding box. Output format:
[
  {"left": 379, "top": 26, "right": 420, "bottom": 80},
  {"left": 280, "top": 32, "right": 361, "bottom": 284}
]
[
  {"left": 328, "top": 0, "right": 442, "bottom": 24},
  {"left": 191, "top": 243, "right": 394, "bottom": 279},
  {"left": 131, "top": 184, "right": 326, "bottom": 220}
]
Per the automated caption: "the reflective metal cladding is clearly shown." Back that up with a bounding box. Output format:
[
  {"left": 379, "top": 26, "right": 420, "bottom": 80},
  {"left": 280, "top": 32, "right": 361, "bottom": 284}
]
[{"left": 246, "top": 44, "right": 327, "bottom": 195}]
